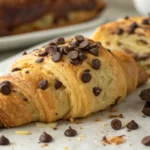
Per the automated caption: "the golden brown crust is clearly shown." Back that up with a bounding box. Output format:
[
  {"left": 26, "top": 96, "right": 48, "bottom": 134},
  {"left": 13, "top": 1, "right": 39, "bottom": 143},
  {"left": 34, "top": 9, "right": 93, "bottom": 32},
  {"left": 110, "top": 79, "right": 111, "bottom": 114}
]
[{"left": 92, "top": 16, "right": 150, "bottom": 76}]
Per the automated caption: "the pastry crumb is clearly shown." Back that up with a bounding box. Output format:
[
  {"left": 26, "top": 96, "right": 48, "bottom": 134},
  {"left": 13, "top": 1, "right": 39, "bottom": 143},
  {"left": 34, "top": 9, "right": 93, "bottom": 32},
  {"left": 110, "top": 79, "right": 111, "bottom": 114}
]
[
  {"left": 77, "top": 135, "right": 85, "bottom": 141},
  {"left": 108, "top": 114, "right": 124, "bottom": 119},
  {"left": 64, "top": 146, "right": 68, "bottom": 150},
  {"left": 41, "top": 143, "right": 48, "bottom": 148},
  {"left": 15, "top": 131, "right": 31, "bottom": 135},
  {"left": 70, "top": 118, "right": 81, "bottom": 124},
  {"left": 95, "top": 118, "right": 101, "bottom": 122}
]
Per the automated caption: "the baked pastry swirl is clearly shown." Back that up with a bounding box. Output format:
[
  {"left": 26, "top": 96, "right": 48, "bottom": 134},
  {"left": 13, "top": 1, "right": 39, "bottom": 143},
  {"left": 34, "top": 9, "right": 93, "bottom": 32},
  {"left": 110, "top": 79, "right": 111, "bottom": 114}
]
[
  {"left": 0, "top": 0, "right": 105, "bottom": 36},
  {"left": 0, "top": 35, "right": 148, "bottom": 127},
  {"left": 92, "top": 16, "right": 150, "bottom": 76}
]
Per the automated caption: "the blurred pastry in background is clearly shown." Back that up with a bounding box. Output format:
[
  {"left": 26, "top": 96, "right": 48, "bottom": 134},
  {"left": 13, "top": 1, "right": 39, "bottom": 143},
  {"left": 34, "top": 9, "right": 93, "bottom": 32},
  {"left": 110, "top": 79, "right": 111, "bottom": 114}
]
[
  {"left": 0, "top": 0, "right": 105, "bottom": 36},
  {"left": 92, "top": 16, "right": 150, "bottom": 76}
]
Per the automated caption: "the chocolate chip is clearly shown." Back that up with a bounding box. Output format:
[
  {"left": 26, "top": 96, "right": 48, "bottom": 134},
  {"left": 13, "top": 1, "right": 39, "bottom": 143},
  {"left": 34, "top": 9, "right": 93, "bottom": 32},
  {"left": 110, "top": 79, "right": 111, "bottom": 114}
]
[
  {"left": 75, "top": 35, "right": 84, "bottom": 42},
  {"left": 126, "top": 120, "right": 138, "bottom": 130},
  {"left": 124, "top": 16, "right": 129, "bottom": 20},
  {"left": 22, "top": 51, "right": 27, "bottom": 55},
  {"left": 35, "top": 57, "right": 44, "bottom": 63},
  {"left": 64, "top": 126, "right": 77, "bottom": 137},
  {"left": 0, "top": 84, "right": 11, "bottom": 95},
  {"left": 55, "top": 37, "right": 65, "bottom": 44},
  {"left": 70, "top": 59, "right": 80, "bottom": 65},
  {"left": 142, "top": 19, "right": 150, "bottom": 25},
  {"left": 63, "top": 46, "right": 70, "bottom": 54},
  {"left": 81, "top": 71, "right": 91, "bottom": 83},
  {"left": 52, "top": 52, "right": 61, "bottom": 62},
  {"left": 90, "top": 43, "right": 99, "bottom": 48},
  {"left": 12, "top": 67, "right": 21, "bottom": 72},
  {"left": 49, "top": 41, "right": 57, "bottom": 46},
  {"left": 39, "top": 132, "right": 53, "bottom": 143},
  {"left": 139, "top": 89, "right": 150, "bottom": 102},
  {"left": 69, "top": 41, "right": 79, "bottom": 48},
  {"left": 55, "top": 79, "right": 62, "bottom": 90},
  {"left": 115, "top": 28, "right": 124, "bottom": 35},
  {"left": 89, "top": 47, "right": 99, "bottom": 56},
  {"left": 142, "top": 101, "right": 150, "bottom": 116},
  {"left": 68, "top": 50, "right": 79, "bottom": 60},
  {"left": 93, "top": 87, "right": 102, "bottom": 96},
  {"left": 79, "top": 40, "right": 89, "bottom": 49},
  {"left": 38, "top": 51, "right": 48, "bottom": 57},
  {"left": 111, "top": 119, "right": 122, "bottom": 130},
  {"left": 0, "top": 81, "right": 11, "bottom": 86},
  {"left": 142, "top": 136, "right": 150, "bottom": 146},
  {"left": 128, "top": 22, "right": 139, "bottom": 34},
  {"left": 78, "top": 52, "right": 87, "bottom": 61},
  {"left": 0, "top": 135, "right": 10, "bottom": 145},
  {"left": 25, "top": 71, "right": 29, "bottom": 74},
  {"left": 38, "top": 80, "right": 48, "bottom": 90},
  {"left": 84, "top": 69, "right": 90, "bottom": 72},
  {"left": 45, "top": 45, "right": 57, "bottom": 56},
  {"left": 91, "top": 58, "right": 101, "bottom": 70}
]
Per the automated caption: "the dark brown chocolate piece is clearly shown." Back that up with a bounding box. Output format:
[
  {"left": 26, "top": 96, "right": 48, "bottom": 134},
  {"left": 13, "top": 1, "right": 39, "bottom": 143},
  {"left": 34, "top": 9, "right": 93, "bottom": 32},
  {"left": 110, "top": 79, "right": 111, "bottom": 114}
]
[
  {"left": 0, "top": 135, "right": 10, "bottom": 145},
  {"left": 115, "top": 28, "right": 124, "bottom": 35},
  {"left": 124, "top": 16, "right": 129, "bottom": 20},
  {"left": 89, "top": 47, "right": 99, "bottom": 56},
  {"left": 22, "top": 51, "right": 27, "bottom": 55},
  {"left": 142, "top": 136, "right": 150, "bottom": 146},
  {"left": 128, "top": 22, "right": 139, "bottom": 34},
  {"left": 81, "top": 71, "right": 91, "bottom": 83},
  {"left": 79, "top": 40, "right": 89, "bottom": 49},
  {"left": 111, "top": 119, "right": 122, "bottom": 130},
  {"left": 78, "top": 52, "right": 87, "bottom": 61},
  {"left": 11, "top": 67, "right": 21, "bottom": 72},
  {"left": 142, "top": 19, "right": 150, "bottom": 25},
  {"left": 38, "top": 51, "right": 48, "bottom": 57},
  {"left": 126, "top": 120, "right": 138, "bottom": 130},
  {"left": 91, "top": 58, "right": 101, "bottom": 70},
  {"left": 93, "top": 87, "right": 102, "bottom": 96},
  {"left": 75, "top": 35, "right": 84, "bottom": 42},
  {"left": 55, "top": 37, "right": 65, "bottom": 44},
  {"left": 68, "top": 50, "right": 79, "bottom": 60},
  {"left": 142, "top": 101, "right": 150, "bottom": 116},
  {"left": 0, "top": 81, "right": 11, "bottom": 86},
  {"left": 64, "top": 126, "right": 77, "bottom": 137},
  {"left": 0, "top": 84, "right": 11, "bottom": 95},
  {"left": 69, "top": 41, "right": 79, "bottom": 48},
  {"left": 35, "top": 57, "right": 44, "bottom": 63},
  {"left": 139, "top": 89, "right": 150, "bottom": 102},
  {"left": 46, "top": 45, "right": 57, "bottom": 56},
  {"left": 38, "top": 80, "right": 48, "bottom": 90},
  {"left": 70, "top": 59, "right": 80, "bottom": 65},
  {"left": 55, "top": 79, "right": 62, "bottom": 90},
  {"left": 52, "top": 52, "right": 61, "bottom": 62},
  {"left": 39, "top": 132, "right": 53, "bottom": 143}
]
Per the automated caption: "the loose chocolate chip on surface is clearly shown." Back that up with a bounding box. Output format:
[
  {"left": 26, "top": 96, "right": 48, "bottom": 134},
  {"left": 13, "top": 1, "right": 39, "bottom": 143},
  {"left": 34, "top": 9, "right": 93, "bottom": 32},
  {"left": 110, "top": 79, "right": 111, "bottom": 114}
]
[
  {"left": 64, "top": 126, "right": 77, "bottom": 137},
  {"left": 91, "top": 58, "right": 101, "bottom": 70},
  {"left": 0, "top": 81, "right": 11, "bottom": 86},
  {"left": 52, "top": 52, "right": 61, "bottom": 62},
  {"left": 139, "top": 89, "right": 150, "bottom": 102},
  {"left": 81, "top": 71, "right": 91, "bottom": 83},
  {"left": 38, "top": 80, "right": 48, "bottom": 90},
  {"left": 35, "top": 57, "right": 44, "bottom": 63},
  {"left": 142, "top": 19, "right": 150, "bottom": 25},
  {"left": 55, "top": 79, "right": 62, "bottom": 90},
  {"left": 89, "top": 47, "right": 99, "bottom": 56},
  {"left": 22, "top": 51, "right": 27, "bottom": 55},
  {"left": 12, "top": 67, "right": 21, "bottom": 72},
  {"left": 68, "top": 50, "right": 79, "bottom": 60},
  {"left": 79, "top": 40, "right": 89, "bottom": 49},
  {"left": 111, "top": 119, "right": 122, "bottom": 130},
  {"left": 142, "top": 136, "right": 150, "bottom": 146},
  {"left": 126, "top": 120, "right": 138, "bottom": 130},
  {"left": 142, "top": 101, "right": 150, "bottom": 116},
  {"left": 128, "top": 22, "right": 138, "bottom": 34},
  {"left": 78, "top": 52, "right": 87, "bottom": 61},
  {"left": 93, "top": 87, "right": 102, "bottom": 96},
  {"left": 0, "top": 135, "right": 10, "bottom": 145},
  {"left": 55, "top": 37, "right": 65, "bottom": 44},
  {"left": 39, "top": 132, "right": 53, "bottom": 143},
  {"left": 75, "top": 35, "right": 84, "bottom": 42},
  {"left": 115, "top": 28, "right": 124, "bottom": 35},
  {"left": 70, "top": 59, "right": 80, "bottom": 65},
  {"left": 38, "top": 51, "right": 48, "bottom": 57},
  {"left": 0, "top": 84, "right": 11, "bottom": 95}
]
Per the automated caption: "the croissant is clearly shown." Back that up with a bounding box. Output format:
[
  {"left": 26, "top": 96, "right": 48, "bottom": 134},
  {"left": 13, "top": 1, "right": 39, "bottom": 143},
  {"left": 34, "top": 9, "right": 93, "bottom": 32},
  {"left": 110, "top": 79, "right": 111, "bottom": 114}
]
[
  {"left": 92, "top": 16, "right": 150, "bottom": 76},
  {"left": 0, "top": 35, "right": 148, "bottom": 127}
]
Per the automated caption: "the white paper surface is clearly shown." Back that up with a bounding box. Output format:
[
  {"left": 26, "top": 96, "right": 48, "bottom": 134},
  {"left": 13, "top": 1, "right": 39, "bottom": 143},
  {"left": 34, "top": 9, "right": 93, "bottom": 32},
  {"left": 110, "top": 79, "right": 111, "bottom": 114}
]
[{"left": 0, "top": 33, "right": 150, "bottom": 150}]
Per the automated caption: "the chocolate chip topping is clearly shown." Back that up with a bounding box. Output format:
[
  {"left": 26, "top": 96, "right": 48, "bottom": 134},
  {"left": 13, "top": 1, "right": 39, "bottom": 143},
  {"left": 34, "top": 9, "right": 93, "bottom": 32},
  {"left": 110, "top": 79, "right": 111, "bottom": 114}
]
[
  {"left": 75, "top": 35, "right": 84, "bottom": 42},
  {"left": 142, "top": 101, "right": 150, "bottom": 116},
  {"left": 38, "top": 51, "right": 48, "bottom": 57},
  {"left": 0, "top": 135, "right": 10, "bottom": 145},
  {"left": 69, "top": 41, "right": 79, "bottom": 48},
  {"left": 70, "top": 59, "right": 80, "bottom": 65},
  {"left": 78, "top": 52, "right": 87, "bottom": 61},
  {"left": 126, "top": 120, "right": 138, "bottom": 130},
  {"left": 39, "top": 132, "right": 53, "bottom": 143},
  {"left": 142, "top": 19, "right": 150, "bottom": 25},
  {"left": 115, "top": 28, "right": 124, "bottom": 35},
  {"left": 91, "top": 58, "right": 101, "bottom": 70},
  {"left": 128, "top": 22, "right": 139, "bottom": 34},
  {"left": 124, "top": 16, "right": 129, "bottom": 20},
  {"left": 142, "top": 136, "right": 150, "bottom": 146},
  {"left": 79, "top": 40, "right": 89, "bottom": 49},
  {"left": 38, "top": 80, "right": 48, "bottom": 90},
  {"left": 52, "top": 52, "right": 61, "bottom": 62},
  {"left": 139, "top": 89, "right": 150, "bottom": 102},
  {"left": 46, "top": 45, "right": 57, "bottom": 56},
  {"left": 89, "top": 47, "right": 99, "bottom": 56},
  {"left": 35, "top": 57, "right": 44, "bottom": 63},
  {"left": 22, "top": 51, "right": 27, "bottom": 55},
  {"left": 93, "top": 87, "right": 102, "bottom": 96},
  {"left": 81, "top": 71, "right": 91, "bottom": 83},
  {"left": 63, "top": 46, "right": 70, "bottom": 54},
  {"left": 0, "top": 81, "right": 11, "bottom": 86},
  {"left": 55, "top": 37, "right": 65, "bottom": 44},
  {"left": 64, "top": 126, "right": 77, "bottom": 137},
  {"left": 0, "top": 84, "right": 11, "bottom": 95},
  {"left": 111, "top": 119, "right": 122, "bottom": 130},
  {"left": 11, "top": 67, "right": 21, "bottom": 72},
  {"left": 55, "top": 79, "right": 62, "bottom": 90},
  {"left": 68, "top": 50, "right": 79, "bottom": 60}
]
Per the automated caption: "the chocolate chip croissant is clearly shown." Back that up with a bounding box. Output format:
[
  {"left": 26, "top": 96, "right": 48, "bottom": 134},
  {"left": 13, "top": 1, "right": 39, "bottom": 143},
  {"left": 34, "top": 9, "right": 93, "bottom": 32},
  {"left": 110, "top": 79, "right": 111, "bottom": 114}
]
[
  {"left": 0, "top": 35, "right": 148, "bottom": 127},
  {"left": 92, "top": 16, "right": 150, "bottom": 76}
]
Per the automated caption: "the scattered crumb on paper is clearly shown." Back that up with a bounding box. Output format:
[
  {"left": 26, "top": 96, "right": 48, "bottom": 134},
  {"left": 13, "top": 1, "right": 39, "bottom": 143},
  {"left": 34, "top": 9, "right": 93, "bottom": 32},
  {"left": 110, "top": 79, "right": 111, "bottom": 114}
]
[
  {"left": 15, "top": 131, "right": 31, "bottom": 135},
  {"left": 64, "top": 146, "right": 68, "bottom": 150},
  {"left": 41, "top": 144, "right": 48, "bottom": 148},
  {"left": 77, "top": 135, "right": 85, "bottom": 141},
  {"left": 36, "top": 122, "right": 57, "bottom": 129},
  {"left": 108, "top": 114, "right": 124, "bottom": 119},
  {"left": 95, "top": 118, "right": 101, "bottom": 122},
  {"left": 70, "top": 118, "right": 81, "bottom": 124}
]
